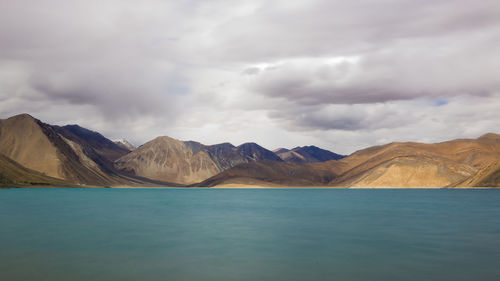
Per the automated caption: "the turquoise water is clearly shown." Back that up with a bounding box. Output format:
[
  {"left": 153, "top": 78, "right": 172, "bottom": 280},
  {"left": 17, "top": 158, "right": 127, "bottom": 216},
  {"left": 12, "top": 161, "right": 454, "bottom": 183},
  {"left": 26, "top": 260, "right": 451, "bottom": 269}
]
[{"left": 1, "top": 188, "right": 499, "bottom": 281}]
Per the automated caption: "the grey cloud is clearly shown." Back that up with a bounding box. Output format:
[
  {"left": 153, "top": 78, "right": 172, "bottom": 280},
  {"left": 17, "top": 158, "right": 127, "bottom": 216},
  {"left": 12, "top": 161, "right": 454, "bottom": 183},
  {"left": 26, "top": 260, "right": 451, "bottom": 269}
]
[
  {"left": 1, "top": 0, "right": 499, "bottom": 153},
  {"left": 0, "top": 0, "right": 200, "bottom": 122},
  {"left": 210, "top": 0, "right": 500, "bottom": 61},
  {"left": 241, "top": 67, "right": 260, "bottom": 75},
  {"left": 245, "top": 38, "right": 500, "bottom": 105},
  {"left": 268, "top": 103, "right": 409, "bottom": 131}
]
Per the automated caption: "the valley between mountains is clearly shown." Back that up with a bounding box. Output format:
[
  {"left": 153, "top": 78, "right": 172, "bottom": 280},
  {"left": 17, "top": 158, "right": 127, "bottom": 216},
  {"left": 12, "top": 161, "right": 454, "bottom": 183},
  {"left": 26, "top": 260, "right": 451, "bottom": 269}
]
[{"left": 1, "top": 114, "right": 499, "bottom": 188}]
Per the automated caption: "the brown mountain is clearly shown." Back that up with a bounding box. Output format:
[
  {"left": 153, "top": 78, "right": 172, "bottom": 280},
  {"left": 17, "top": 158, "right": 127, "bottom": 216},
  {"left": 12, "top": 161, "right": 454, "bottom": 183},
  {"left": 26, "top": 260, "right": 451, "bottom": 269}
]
[
  {"left": 196, "top": 160, "right": 344, "bottom": 187},
  {"left": 115, "top": 136, "right": 220, "bottom": 185},
  {"left": 0, "top": 114, "right": 155, "bottom": 186},
  {"left": 115, "top": 136, "right": 282, "bottom": 184},
  {"left": 330, "top": 133, "right": 500, "bottom": 187},
  {"left": 0, "top": 153, "right": 72, "bottom": 187},
  {"left": 199, "top": 134, "right": 500, "bottom": 188},
  {"left": 274, "top": 146, "right": 345, "bottom": 163},
  {"left": 1, "top": 113, "right": 498, "bottom": 188}
]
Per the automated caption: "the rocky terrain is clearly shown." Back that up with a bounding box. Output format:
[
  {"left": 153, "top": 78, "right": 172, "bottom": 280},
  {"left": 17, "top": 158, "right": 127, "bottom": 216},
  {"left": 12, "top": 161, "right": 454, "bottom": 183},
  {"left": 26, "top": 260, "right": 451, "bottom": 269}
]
[
  {"left": 114, "top": 137, "right": 283, "bottom": 184},
  {"left": 198, "top": 134, "right": 500, "bottom": 188},
  {"left": 1, "top": 113, "right": 498, "bottom": 187},
  {"left": 274, "top": 145, "right": 345, "bottom": 163},
  {"left": 115, "top": 139, "right": 136, "bottom": 151},
  {"left": 0, "top": 114, "right": 162, "bottom": 186},
  {"left": 0, "top": 153, "right": 71, "bottom": 187}
]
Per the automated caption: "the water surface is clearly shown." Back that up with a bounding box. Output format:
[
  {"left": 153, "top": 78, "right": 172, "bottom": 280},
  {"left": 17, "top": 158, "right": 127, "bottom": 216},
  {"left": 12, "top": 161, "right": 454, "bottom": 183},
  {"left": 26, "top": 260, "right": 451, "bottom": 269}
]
[{"left": 1, "top": 188, "right": 499, "bottom": 281}]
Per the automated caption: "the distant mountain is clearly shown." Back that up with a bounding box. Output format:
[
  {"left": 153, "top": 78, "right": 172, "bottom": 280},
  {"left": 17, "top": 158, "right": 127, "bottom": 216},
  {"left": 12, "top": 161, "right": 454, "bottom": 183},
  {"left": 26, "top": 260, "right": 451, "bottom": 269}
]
[
  {"left": 273, "top": 148, "right": 290, "bottom": 154},
  {"left": 115, "top": 139, "right": 136, "bottom": 151},
  {"left": 330, "top": 133, "right": 500, "bottom": 187},
  {"left": 275, "top": 146, "right": 345, "bottom": 163},
  {"left": 0, "top": 114, "right": 157, "bottom": 186},
  {"left": 200, "top": 134, "right": 500, "bottom": 188},
  {"left": 196, "top": 160, "right": 343, "bottom": 187},
  {"left": 115, "top": 136, "right": 282, "bottom": 184},
  {"left": 1, "top": 113, "right": 499, "bottom": 188},
  {"left": 55, "top": 125, "right": 130, "bottom": 161},
  {"left": 115, "top": 136, "right": 219, "bottom": 185}
]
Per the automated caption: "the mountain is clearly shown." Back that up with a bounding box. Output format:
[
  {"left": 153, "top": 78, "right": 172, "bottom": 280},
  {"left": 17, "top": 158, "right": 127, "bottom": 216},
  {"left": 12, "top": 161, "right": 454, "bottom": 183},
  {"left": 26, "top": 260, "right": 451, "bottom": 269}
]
[
  {"left": 456, "top": 159, "right": 500, "bottom": 187},
  {"left": 115, "top": 136, "right": 282, "bottom": 184},
  {"left": 0, "top": 153, "right": 71, "bottom": 187},
  {"left": 115, "top": 139, "right": 136, "bottom": 151},
  {"left": 275, "top": 145, "right": 345, "bottom": 163},
  {"left": 273, "top": 148, "right": 290, "bottom": 154},
  {"left": 330, "top": 133, "right": 500, "bottom": 187},
  {"left": 115, "top": 136, "right": 219, "bottom": 185},
  {"left": 1, "top": 113, "right": 499, "bottom": 188},
  {"left": 0, "top": 114, "right": 89, "bottom": 181},
  {"left": 55, "top": 125, "right": 130, "bottom": 161},
  {"left": 199, "top": 134, "right": 500, "bottom": 188},
  {"left": 196, "top": 160, "right": 344, "bottom": 187},
  {"left": 0, "top": 114, "right": 156, "bottom": 186}
]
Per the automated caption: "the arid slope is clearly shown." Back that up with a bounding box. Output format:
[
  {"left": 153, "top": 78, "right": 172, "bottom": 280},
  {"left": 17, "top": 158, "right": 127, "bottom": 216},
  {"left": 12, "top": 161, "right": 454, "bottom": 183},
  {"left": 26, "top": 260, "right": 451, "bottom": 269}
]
[
  {"left": 197, "top": 160, "right": 341, "bottom": 187},
  {"left": 330, "top": 133, "right": 500, "bottom": 187},
  {"left": 0, "top": 114, "right": 64, "bottom": 178},
  {"left": 0, "top": 153, "right": 71, "bottom": 187},
  {"left": 0, "top": 114, "right": 156, "bottom": 186},
  {"left": 199, "top": 134, "right": 500, "bottom": 188},
  {"left": 115, "top": 136, "right": 220, "bottom": 184},
  {"left": 115, "top": 137, "right": 283, "bottom": 184}
]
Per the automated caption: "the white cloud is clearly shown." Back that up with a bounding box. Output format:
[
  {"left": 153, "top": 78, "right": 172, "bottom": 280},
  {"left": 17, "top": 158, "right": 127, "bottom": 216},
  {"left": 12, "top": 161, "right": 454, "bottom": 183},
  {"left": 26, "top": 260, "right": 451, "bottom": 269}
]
[{"left": 0, "top": 0, "right": 499, "bottom": 154}]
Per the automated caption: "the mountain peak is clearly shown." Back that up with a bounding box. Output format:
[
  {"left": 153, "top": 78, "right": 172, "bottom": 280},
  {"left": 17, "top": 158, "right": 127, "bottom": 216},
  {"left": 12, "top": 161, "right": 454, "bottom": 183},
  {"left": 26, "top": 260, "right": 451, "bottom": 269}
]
[
  {"left": 11, "top": 113, "right": 35, "bottom": 118},
  {"left": 152, "top": 135, "right": 179, "bottom": 143},
  {"left": 6, "top": 113, "right": 37, "bottom": 122},
  {"left": 237, "top": 142, "right": 259, "bottom": 147},
  {"left": 478, "top": 133, "right": 500, "bottom": 140},
  {"left": 114, "top": 139, "right": 136, "bottom": 151},
  {"left": 276, "top": 145, "right": 345, "bottom": 163},
  {"left": 273, "top": 148, "right": 290, "bottom": 154}
]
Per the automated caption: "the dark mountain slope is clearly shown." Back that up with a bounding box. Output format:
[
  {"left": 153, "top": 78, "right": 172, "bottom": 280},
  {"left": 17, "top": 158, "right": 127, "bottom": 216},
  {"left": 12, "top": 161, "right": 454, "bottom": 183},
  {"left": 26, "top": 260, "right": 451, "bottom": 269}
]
[
  {"left": 276, "top": 145, "right": 345, "bottom": 163},
  {"left": 196, "top": 160, "right": 339, "bottom": 187}
]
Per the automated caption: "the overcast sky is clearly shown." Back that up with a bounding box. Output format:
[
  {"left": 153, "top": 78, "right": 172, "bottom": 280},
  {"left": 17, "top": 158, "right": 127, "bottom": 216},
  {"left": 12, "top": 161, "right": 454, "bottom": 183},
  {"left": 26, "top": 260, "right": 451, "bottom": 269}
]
[{"left": 1, "top": 0, "right": 499, "bottom": 154}]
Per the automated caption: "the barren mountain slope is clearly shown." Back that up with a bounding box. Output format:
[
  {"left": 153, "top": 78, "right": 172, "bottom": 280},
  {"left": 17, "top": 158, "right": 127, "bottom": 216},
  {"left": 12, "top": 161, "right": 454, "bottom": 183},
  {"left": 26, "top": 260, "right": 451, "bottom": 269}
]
[
  {"left": 331, "top": 134, "right": 500, "bottom": 187},
  {"left": 0, "top": 153, "right": 71, "bottom": 187},
  {"left": 0, "top": 114, "right": 150, "bottom": 186},
  {"left": 115, "top": 136, "right": 220, "bottom": 184},
  {"left": 196, "top": 160, "right": 340, "bottom": 187},
  {"left": 455, "top": 159, "right": 500, "bottom": 187},
  {"left": 115, "top": 139, "right": 136, "bottom": 151},
  {"left": 275, "top": 146, "right": 345, "bottom": 163},
  {"left": 115, "top": 137, "right": 283, "bottom": 184},
  {"left": 56, "top": 125, "right": 130, "bottom": 161},
  {"left": 0, "top": 114, "right": 64, "bottom": 178},
  {"left": 201, "top": 134, "right": 500, "bottom": 188}
]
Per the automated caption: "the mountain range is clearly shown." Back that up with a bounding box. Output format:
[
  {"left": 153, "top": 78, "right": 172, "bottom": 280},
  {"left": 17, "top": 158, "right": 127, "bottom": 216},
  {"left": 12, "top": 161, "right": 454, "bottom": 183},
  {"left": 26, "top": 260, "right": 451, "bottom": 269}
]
[
  {"left": 0, "top": 113, "right": 499, "bottom": 188},
  {"left": 274, "top": 146, "right": 345, "bottom": 163}
]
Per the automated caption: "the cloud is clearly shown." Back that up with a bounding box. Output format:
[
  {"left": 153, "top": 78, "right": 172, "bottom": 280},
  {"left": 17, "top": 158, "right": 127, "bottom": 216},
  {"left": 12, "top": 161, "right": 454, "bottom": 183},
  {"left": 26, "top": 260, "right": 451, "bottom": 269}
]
[
  {"left": 0, "top": 0, "right": 499, "bottom": 154},
  {"left": 243, "top": 39, "right": 500, "bottom": 105}
]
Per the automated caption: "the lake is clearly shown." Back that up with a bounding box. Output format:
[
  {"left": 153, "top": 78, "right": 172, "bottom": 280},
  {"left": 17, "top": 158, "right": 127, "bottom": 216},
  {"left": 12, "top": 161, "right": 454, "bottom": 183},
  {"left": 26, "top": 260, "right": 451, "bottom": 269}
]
[{"left": 1, "top": 188, "right": 499, "bottom": 281}]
